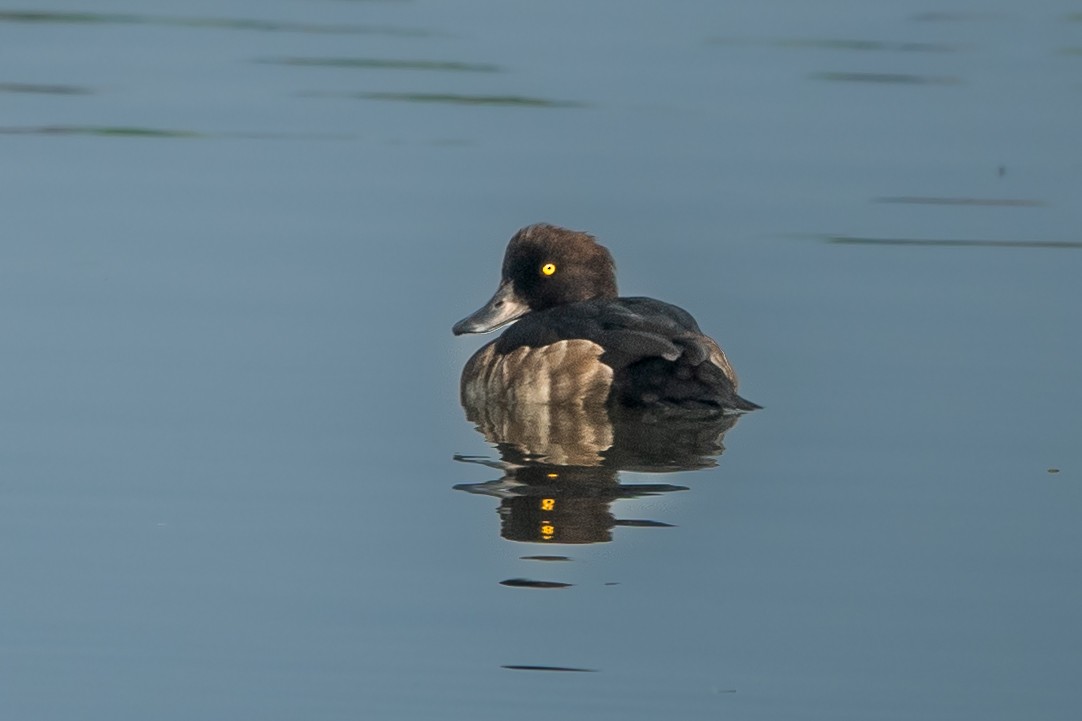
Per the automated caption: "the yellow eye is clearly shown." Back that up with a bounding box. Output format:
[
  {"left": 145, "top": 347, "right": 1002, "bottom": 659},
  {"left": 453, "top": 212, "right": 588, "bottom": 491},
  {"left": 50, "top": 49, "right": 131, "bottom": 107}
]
[{"left": 541, "top": 263, "right": 557, "bottom": 276}]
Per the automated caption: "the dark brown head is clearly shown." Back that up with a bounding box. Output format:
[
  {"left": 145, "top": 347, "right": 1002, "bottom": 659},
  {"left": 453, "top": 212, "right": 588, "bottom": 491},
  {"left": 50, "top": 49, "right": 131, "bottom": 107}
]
[{"left": 453, "top": 224, "right": 618, "bottom": 335}]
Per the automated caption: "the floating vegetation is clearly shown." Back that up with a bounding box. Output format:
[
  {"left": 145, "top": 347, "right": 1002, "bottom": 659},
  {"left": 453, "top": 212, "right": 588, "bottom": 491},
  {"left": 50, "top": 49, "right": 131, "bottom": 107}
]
[
  {"left": 0, "top": 82, "right": 92, "bottom": 95},
  {"left": 258, "top": 56, "right": 500, "bottom": 73},
  {"left": 707, "top": 37, "right": 956, "bottom": 53},
  {"left": 499, "top": 578, "right": 572, "bottom": 589},
  {"left": 810, "top": 71, "right": 961, "bottom": 85},
  {"left": 874, "top": 196, "right": 1045, "bottom": 207},
  {"left": 823, "top": 235, "right": 1082, "bottom": 249},
  {"left": 502, "top": 665, "right": 597, "bottom": 673},
  {"left": 323, "top": 91, "right": 584, "bottom": 107},
  {"left": 0, "top": 10, "right": 435, "bottom": 36}
]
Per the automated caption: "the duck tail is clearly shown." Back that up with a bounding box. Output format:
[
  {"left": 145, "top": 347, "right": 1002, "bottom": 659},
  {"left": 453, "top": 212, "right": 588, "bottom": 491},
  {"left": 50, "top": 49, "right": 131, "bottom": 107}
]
[{"left": 723, "top": 392, "right": 762, "bottom": 415}]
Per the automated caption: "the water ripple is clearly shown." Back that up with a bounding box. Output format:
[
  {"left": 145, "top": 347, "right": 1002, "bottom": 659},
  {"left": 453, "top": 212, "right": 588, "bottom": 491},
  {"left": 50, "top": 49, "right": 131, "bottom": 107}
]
[
  {"left": 810, "top": 71, "right": 961, "bottom": 85},
  {"left": 0, "top": 10, "right": 436, "bottom": 36},
  {"left": 0, "top": 125, "right": 355, "bottom": 140},
  {"left": 707, "top": 36, "right": 958, "bottom": 53},
  {"left": 257, "top": 56, "right": 500, "bottom": 73},
  {"left": 306, "top": 91, "right": 584, "bottom": 107},
  {"left": 824, "top": 235, "right": 1082, "bottom": 249},
  {"left": 0, "top": 82, "right": 92, "bottom": 95},
  {"left": 499, "top": 578, "right": 572, "bottom": 589},
  {"left": 502, "top": 665, "right": 597, "bottom": 673},
  {"left": 874, "top": 196, "right": 1045, "bottom": 207}
]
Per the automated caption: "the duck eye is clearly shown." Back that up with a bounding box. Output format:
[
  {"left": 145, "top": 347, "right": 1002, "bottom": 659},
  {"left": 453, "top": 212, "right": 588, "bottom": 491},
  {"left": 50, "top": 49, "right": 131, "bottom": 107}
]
[{"left": 541, "top": 263, "right": 557, "bottom": 276}]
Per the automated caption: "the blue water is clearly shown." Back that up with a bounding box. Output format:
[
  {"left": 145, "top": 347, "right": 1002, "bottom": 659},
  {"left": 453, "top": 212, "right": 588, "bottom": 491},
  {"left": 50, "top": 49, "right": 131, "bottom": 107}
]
[{"left": 2, "top": 1, "right": 1080, "bottom": 719}]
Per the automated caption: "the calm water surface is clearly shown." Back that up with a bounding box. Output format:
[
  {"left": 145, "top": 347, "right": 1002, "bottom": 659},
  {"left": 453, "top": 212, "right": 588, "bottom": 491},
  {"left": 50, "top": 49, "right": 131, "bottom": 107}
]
[{"left": 2, "top": 1, "right": 1080, "bottom": 719}]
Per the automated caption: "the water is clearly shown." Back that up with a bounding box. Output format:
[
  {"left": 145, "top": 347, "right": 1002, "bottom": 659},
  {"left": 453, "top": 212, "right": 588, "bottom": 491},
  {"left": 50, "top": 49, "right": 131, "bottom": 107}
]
[{"left": 2, "top": 1, "right": 1080, "bottom": 719}]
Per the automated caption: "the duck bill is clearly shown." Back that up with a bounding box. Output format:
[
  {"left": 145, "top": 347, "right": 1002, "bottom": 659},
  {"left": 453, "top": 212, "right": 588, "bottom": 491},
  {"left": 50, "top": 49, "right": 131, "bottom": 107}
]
[{"left": 452, "top": 281, "right": 529, "bottom": 335}]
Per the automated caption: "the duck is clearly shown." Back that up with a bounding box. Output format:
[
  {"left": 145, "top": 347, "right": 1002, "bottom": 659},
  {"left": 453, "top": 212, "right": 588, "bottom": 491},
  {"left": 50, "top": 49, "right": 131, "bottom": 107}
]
[{"left": 453, "top": 224, "right": 760, "bottom": 416}]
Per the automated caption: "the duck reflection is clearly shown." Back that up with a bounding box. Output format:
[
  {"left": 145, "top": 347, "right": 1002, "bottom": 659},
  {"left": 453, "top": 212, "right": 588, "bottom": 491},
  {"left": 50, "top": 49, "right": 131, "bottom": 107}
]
[{"left": 454, "top": 397, "right": 743, "bottom": 544}]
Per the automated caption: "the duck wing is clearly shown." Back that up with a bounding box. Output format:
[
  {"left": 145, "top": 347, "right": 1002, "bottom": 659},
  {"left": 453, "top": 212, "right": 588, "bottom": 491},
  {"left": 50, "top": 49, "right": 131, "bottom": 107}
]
[{"left": 496, "top": 298, "right": 760, "bottom": 414}]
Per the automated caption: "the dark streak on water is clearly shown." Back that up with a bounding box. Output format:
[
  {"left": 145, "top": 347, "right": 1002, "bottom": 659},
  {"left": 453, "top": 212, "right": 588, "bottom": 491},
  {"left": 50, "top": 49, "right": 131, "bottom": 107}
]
[
  {"left": 0, "top": 125, "right": 202, "bottom": 138},
  {"left": 0, "top": 82, "right": 92, "bottom": 95},
  {"left": 521, "top": 555, "right": 573, "bottom": 562},
  {"left": 305, "top": 91, "right": 585, "bottom": 107},
  {"left": 810, "top": 72, "right": 961, "bottom": 85},
  {"left": 910, "top": 12, "right": 1002, "bottom": 23},
  {"left": 0, "top": 126, "right": 357, "bottom": 140},
  {"left": 0, "top": 10, "right": 436, "bottom": 36},
  {"left": 707, "top": 37, "right": 957, "bottom": 53},
  {"left": 502, "top": 665, "right": 597, "bottom": 673},
  {"left": 257, "top": 57, "right": 501, "bottom": 73},
  {"left": 874, "top": 196, "right": 1045, "bottom": 207},
  {"left": 499, "top": 578, "right": 573, "bottom": 589},
  {"left": 825, "top": 235, "right": 1082, "bottom": 249}
]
